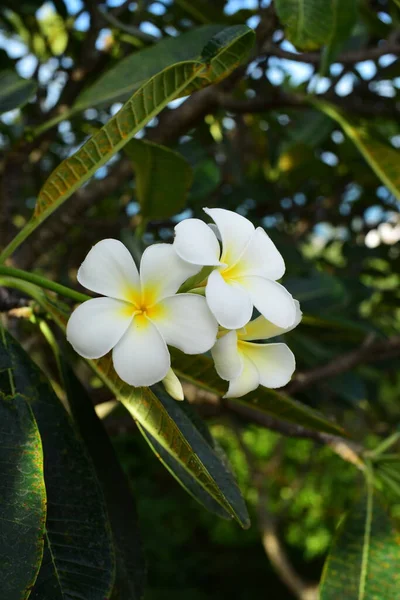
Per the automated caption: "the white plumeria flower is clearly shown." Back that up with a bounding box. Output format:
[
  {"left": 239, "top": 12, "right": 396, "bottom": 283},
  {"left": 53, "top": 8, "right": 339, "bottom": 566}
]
[
  {"left": 211, "top": 300, "right": 302, "bottom": 398},
  {"left": 173, "top": 208, "right": 296, "bottom": 330},
  {"left": 66, "top": 239, "right": 218, "bottom": 387}
]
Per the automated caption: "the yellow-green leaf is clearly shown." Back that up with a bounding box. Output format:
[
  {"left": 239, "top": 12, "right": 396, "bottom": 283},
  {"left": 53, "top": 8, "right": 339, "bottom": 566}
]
[
  {"left": 312, "top": 99, "right": 400, "bottom": 200},
  {"left": 125, "top": 139, "right": 192, "bottom": 220},
  {"left": 320, "top": 486, "right": 400, "bottom": 599}
]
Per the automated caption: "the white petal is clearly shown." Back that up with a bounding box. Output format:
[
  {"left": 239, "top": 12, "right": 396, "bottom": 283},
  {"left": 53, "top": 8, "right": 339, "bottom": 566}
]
[
  {"left": 77, "top": 239, "right": 140, "bottom": 303},
  {"left": 237, "top": 276, "right": 296, "bottom": 329},
  {"left": 66, "top": 297, "right": 133, "bottom": 359},
  {"left": 153, "top": 294, "right": 218, "bottom": 354},
  {"left": 206, "top": 270, "right": 253, "bottom": 329},
  {"left": 239, "top": 300, "right": 302, "bottom": 341},
  {"left": 140, "top": 243, "right": 201, "bottom": 303},
  {"left": 112, "top": 315, "right": 170, "bottom": 386},
  {"left": 173, "top": 218, "right": 221, "bottom": 266},
  {"left": 162, "top": 368, "right": 184, "bottom": 401},
  {"left": 211, "top": 331, "right": 243, "bottom": 381},
  {"left": 241, "top": 342, "right": 295, "bottom": 388},
  {"left": 230, "top": 227, "right": 285, "bottom": 280},
  {"left": 204, "top": 208, "right": 254, "bottom": 266},
  {"left": 224, "top": 355, "right": 259, "bottom": 399}
]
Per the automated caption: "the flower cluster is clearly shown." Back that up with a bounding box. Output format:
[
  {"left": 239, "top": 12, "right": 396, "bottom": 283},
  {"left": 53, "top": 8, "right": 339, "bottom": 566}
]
[{"left": 67, "top": 208, "right": 301, "bottom": 399}]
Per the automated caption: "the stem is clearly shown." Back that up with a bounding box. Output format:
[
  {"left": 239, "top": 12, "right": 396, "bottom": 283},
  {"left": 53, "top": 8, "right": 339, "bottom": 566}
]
[
  {"left": 0, "top": 266, "right": 90, "bottom": 303},
  {"left": 0, "top": 219, "right": 38, "bottom": 263}
]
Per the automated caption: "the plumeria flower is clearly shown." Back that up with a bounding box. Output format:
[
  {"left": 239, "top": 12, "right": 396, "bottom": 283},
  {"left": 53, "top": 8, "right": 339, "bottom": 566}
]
[
  {"left": 173, "top": 208, "right": 296, "bottom": 330},
  {"left": 211, "top": 300, "right": 302, "bottom": 398},
  {"left": 67, "top": 239, "right": 218, "bottom": 387}
]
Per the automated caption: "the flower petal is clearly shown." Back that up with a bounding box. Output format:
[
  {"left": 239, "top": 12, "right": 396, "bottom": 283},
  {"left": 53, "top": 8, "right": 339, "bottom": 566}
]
[
  {"left": 230, "top": 227, "right": 285, "bottom": 280},
  {"left": 77, "top": 239, "right": 140, "bottom": 303},
  {"left": 153, "top": 294, "right": 218, "bottom": 354},
  {"left": 239, "top": 300, "right": 302, "bottom": 341},
  {"left": 237, "top": 276, "right": 296, "bottom": 329},
  {"left": 204, "top": 208, "right": 254, "bottom": 266},
  {"left": 211, "top": 331, "right": 243, "bottom": 381},
  {"left": 241, "top": 342, "right": 295, "bottom": 388},
  {"left": 140, "top": 243, "right": 201, "bottom": 303},
  {"left": 162, "top": 368, "right": 184, "bottom": 401},
  {"left": 224, "top": 355, "right": 259, "bottom": 399},
  {"left": 66, "top": 297, "right": 133, "bottom": 359},
  {"left": 206, "top": 270, "right": 253, "bottom": 329},
  {"left": 173, "top": 218, "right": 221, "bottom": 266},
  {"left": 112, "top": 315, "right": 170, "bottom": 386}
]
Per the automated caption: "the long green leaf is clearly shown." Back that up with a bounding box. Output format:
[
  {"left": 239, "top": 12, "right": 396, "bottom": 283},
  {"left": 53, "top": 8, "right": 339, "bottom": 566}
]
[
  {"left": 0, "top": 70, "right": 37, "bottom": 114},
  {"left": 274, "top": 0, "right": 334, "bottom": 50},
  {"left": 320, "top": 486, "right": 400, "bottom": 599},
  {"left": 35, "top": 60, "right": 204, "bottom": 221},
  {"left": 321, "top": 0, "right": 357, "bottom": 73},
  {"left": 0, "top": 391, "right": 46, "bottom": 600},
  {"left": 171, "top": 351, "right": 347, "bottom": 437},
  {"left": 22, "top": 288, "right": 250, "bottom": 528},
  {"left": 73, "top": 25, "right": 223, "bottom": 112},
  {"left": 125, "top": 139, "right": 192, "bottom": 220},
  {"left": 62, "top": 362, "right": 146, "bottom": 600},
  {"left": 2, "top": 329, "right": 115, "bottom": 600},
  {"left": 135, "top": 388, "right": 241, "bottom": 521},
  {"left": 94, "top": 363, "right": 250, "bottom": 528},
  {"left": 312, "top": 99, "right": 400, "bottom": 200}
]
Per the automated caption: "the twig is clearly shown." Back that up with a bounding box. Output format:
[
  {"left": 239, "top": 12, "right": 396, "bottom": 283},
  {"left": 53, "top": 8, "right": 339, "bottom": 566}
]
[{"left": 264, "top": 41, "right": 400, "bottom": 65}]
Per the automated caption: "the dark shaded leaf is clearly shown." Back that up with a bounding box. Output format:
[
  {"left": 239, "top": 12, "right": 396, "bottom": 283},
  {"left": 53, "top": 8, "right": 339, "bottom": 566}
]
[
  {"left": 0, "top": 70, "right": 37, "bottom": 114},
  {"left": 2, "top": 329, "right": 115, "bottom": 600},
  {"left": 62, "top": 362, "right": 146, "bottom": 600},
  {"left": 0, "top": 391, "right": 46, "bottom": 600}
]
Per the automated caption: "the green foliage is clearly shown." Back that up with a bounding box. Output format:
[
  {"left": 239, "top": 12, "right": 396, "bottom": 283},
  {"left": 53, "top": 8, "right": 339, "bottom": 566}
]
[
  {"left": 0, "top": 328, "right": 118, "bottom": 600},
  {"left": 275, "top": 0, "right": 336, "bottom": 50},
  {"left": 0, "top": 70, "right": 37, "bottom": 114},
  {"left": 313, "top": 99, "right": 400, "bottom": 200},
  {"left": 125, "top": 139, "right": 192, "bottom": 220},
  {"left": 62, "top": 363, "right": 145, "bottom": 600},
  {"left": 0, "top": 391, "right": 46, "bottom": 600},
  {"left": 320, "top": 486, "right": 400, "bottom": 599},
  {"left": 95, "top": 362, "right": 250, "bottom": 528}
]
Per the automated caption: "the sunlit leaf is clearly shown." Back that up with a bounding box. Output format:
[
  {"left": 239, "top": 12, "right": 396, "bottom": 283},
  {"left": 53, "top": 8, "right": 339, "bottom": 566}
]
[
  {"left": 0, "top": 391, "right": 46, "bottom": 600},
  {"left": 0, "top": 70, "right": 37, "bottom": 114},
  {"left": 125, "top": 139, "right": 192, "bottom": 220},
  {"left": 320, "top": 486, "right": 400, "bottom": 599},
  {"left": 1, "top": 329, "right": 115, "bottom": 600},
  {"left": 312, "top": 99, "right": 400, "bottom": 200}
]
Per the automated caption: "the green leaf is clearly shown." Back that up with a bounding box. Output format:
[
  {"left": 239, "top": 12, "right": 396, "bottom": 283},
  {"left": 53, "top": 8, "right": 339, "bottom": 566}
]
[
  {"left": 125, "top": 139, "right": 192, "bottom": 220},
  {"left": 0, "top": 70, "right": 37, "bottom": 114},
  {"left": 311, "top": 99, "right": 400, "bottom": 200},
  {"left": 274, "top": 0, "right": 334, "bottom": 50},
  {"left": 0, "top": 391, "right": 46, "bottom": 600},
  {"left": 171, "top": 351, "right": 347, "bottom": 437},
  {"left": 320, "top": 486, "right": 400, "bottom": 599},
  {"left": 321, "top": 0, "right": 357, "bottom": 73},
  {"left": 1, "top": 329, "right": 115, "bottom": 600},
  {"left": 62, "top": 362, "right": 146, "bottom": 600},
  {"left": 35, "top": 60, "right": 204, "bottom": 222},
  {"left": 74, "top": 25, "right": 223, "bottom": 113},
  {"left": 0, "top": 25, "right": 255, "bottom": 262},
  {"left": 136, "top": 387, "right": 242, "bottom": 522},
  {"left": 92, "top": 363, "right": 250, "bottom": 529}
]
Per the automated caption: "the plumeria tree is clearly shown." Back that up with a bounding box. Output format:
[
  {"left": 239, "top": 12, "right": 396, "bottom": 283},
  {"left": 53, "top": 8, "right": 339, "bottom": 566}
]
[{"left": 1, "top": 0, "right": 400, "bottom": 599}]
